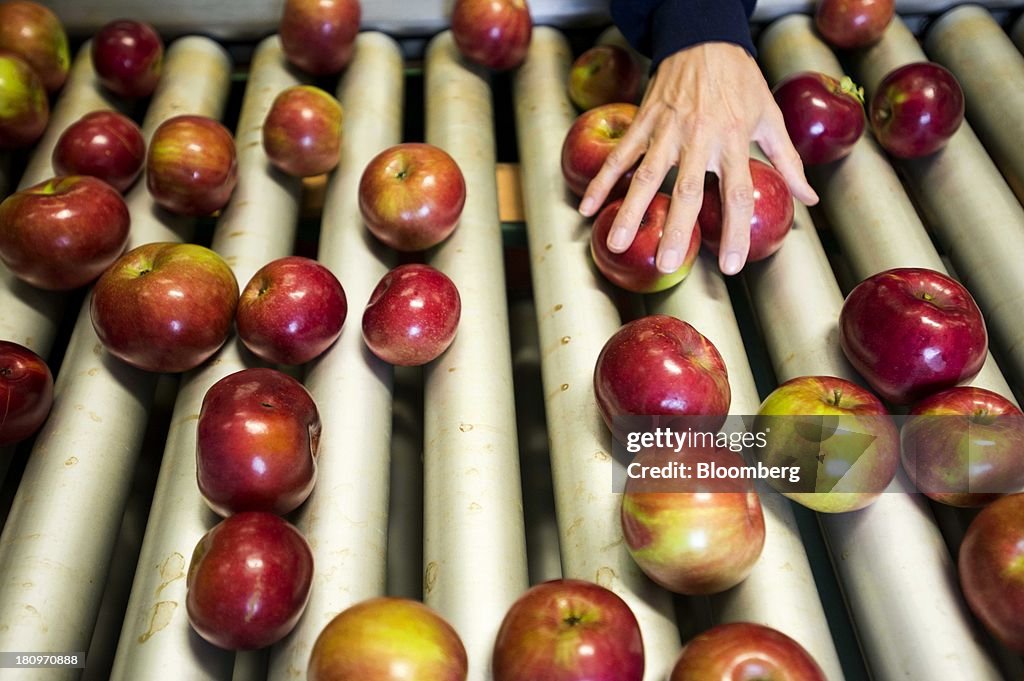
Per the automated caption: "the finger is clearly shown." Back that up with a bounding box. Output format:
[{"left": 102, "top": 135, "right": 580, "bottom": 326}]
[
  {"left": 658, "top": 138, "right": 711, "bottom": 274},
  {"left": 716, "top": 147, "right": 754, "bottom": 276},
  {"left": 757, "top": 110, "right": 819, "bottom": 206},
  {"left": 606, "top": 137, "right": 676, "bottom": 253},
  {"left": 579, "top": 114, "right": 653, "bottom": 217}
]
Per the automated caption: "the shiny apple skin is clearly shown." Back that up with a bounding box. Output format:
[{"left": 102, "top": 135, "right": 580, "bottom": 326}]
[
  {"left": 753, "top": 375, "right": 900, "bottom": 513},
  {"left": 772, "top": 71, "right": 865, "bottom": 166},
  {"left": 308, "top": 597, "right": 468, "bottom": 681},
  {"left": 568, "top": 44, "right": 642, "bottom": 111},
  {"left": 561, "top": 102, "right": 637, "bottom": 200},
  {"left": 91, "top": 19, "right": 164, "bottom": 99},
  {"left": 670, "top": 622, "right": 827, "bottom": 681},
  {"left": 362, "top": 263, "right": 461, "bottom": 366},
  {"left": 839, "top": 267, "right": 987, "bottom": 405},
  {"left": 236, "top": 256, "right": 348, "bottom": 366},
  {"left": 594, "top": 315, "right": 731, "bottom": 436},
  {"left": 52, "top": 110, "right": 146, "bottom": 192},
  {"left": 698, "top": 159, "right": 795, "bottom": 262},
  {"left": 280, "top": 0, "right": 361, "bottom": 76},
  {"left": 451, "top": 0, "right": 532, "bottom": 72},
  {"left": 492, "top": 579, "right": 644, "bottom": 681},
  {"left": 90, "top": 242, "right": 239, "bottom": 374},
  {"left": 197, "top": 368, "right": 320, "bottom": 516},
  {"left": 869, "top": 62, "right": 965, "bottom": 159},
  {"left": 591, "top": 193, "right": 700, "bottom": 293},
  {"left": 902, "top": 387, "right": 1024, "bottom": 508},
  {"left": 958, "top": 493, "right": 1024, "bottom": 653},
  {"left": 814, "top": 0, "right": 894, "bottom": 50},
  {"left": 147, "top": 114, "right": 238, "bottom": 216},
  {"left": 0, "top": 175, "right": 130, "bottom": 290},
  {"left": 263, "top": 85, "right": 343, "bottom": 178},
  {"left": 358, "top": 142, "right": 466, "bottom": 252},
  {"left": 186, "top": 512, "right": 314, "bottom": 650},
  {"left": 0, "top": 50, "right": 48, "bottom": 150},
  {"left": 0, "top": 0, "right": 69, "bottom": 93},
  {"left": 622, "top": 447, "right": 765, "bottom": 595},
  {"left": 0, "top": 340, "right": 53, "bottom": 446}
]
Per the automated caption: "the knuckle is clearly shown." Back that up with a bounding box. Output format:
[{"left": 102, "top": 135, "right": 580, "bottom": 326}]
[
  {"left": 673, "top": 176, "right": 704, "bottom": 203},
  {"left": 727, "top": 185, "right": 755, "bottom": 209},
  {"left": 631, "top": 164, "right": 661, "bottom": 186},
  {"left": 604, "top": 148, "right": 630, "bottom": 171}
]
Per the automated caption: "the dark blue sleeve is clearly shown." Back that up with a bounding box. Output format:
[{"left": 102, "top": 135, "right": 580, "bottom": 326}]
[{"left": 610, "top": 0, "right": 757, "bottom": 69}]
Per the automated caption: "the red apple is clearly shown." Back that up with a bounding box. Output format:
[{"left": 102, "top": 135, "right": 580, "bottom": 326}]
[
  {"left": 308, "top": 597, "right": 468, "bottom": 681},
  {"left": 958, "top": 493, "right": 1024, "bottom": 653},
  {"left": 186, "top": 511, "right": 314, "bottom": 650},
  {"left": 492, "top": 579, "right": 644, "bottom": 681},
  {"left": 772, "top": 71, "right": 866, "bottom": 166},
  {"left": 52, "top": 110, "right": 146, "bottom": 192},
  {"left": 0, "top": 340, "right": 53, "bottom": 446},
  {"left": 0, "top": 176, "right": 130, "bottom": 290},
  {"left": 197, "top": 368, "right": 320, "bottom": 516},
  {"left": 622, "top": 446, "right": 765, "bottom": 595},
  {"left": 594, "top": 315, "right": 731, "bottom": 438},
  {"left": 839, "top": 267, "right": 987, "bottom": 405},
  {"left": 236, "top": 256, "right": 347, "bottom": 366},
  {"left": 362, "top": 263, "right": 461, "bottom": 366},
  {"left": 147, "top": 114, "right": 238, "bottom": 216},
  {"left": 670, "top": 622, "right": 827, "bottom": 680},
  {"left": 591, "top": 192, "right": 700, "bottom": 293},
  {"left": 568, "top": 44, "right": 642, "bottom": 111},
  {"left": 263, "top": 85, "right": 343, "bottom": 178},
  {"left": 451, "top": 0, "right": 531, "bottom": 72},
  {"left": 753, "top": 375, "right": 900, "bottom": 513},
  {"left": 869, "top": 62, "right": 965, "bottom": 159},
  {"left": 0, "top": 0, "right": 69, "bottom": 93},
  {"left": 358, "top": 142, "right": 466, "bottom": 252},
  {"left": 91, "top": 19, "right": 164, "bottom": 99},
  {"left": 90, "top": 242, "right": 239, "bottom": 374},
  {"left": 561, "top": 102, "right": 638, "bottom": 200},
  {"left": 698, "top": 159, "right": 794, "bottom": 263},
  {"left": 814, "top": 0, "right": 894, "bottom": 50},
  {"left": 280, "top": 0, "right": 361, "bottom": 76},
  {"left": 901, "top": 387, "right": 1024, "bottom": 508},
  {"left": 0, "top": 50, "right": 48, "bottom": 150}
]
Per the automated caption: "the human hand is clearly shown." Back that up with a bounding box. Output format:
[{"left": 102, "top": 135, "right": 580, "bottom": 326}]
[{"left": 577, "top": 42, "right": 819, "bottom": 275}]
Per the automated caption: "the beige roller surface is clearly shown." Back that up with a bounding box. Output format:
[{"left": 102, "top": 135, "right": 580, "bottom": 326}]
[
  {"left": 844, "top": 17, "right": 1024, "bottom": 397},
  {"left": 928, "top": 5, "right": 1024, "bottom": 204},
  {"left": 422, "top": 30, "right": 530, "bottom": 681},
  {"left": 267, "top": 32, "right": 404, "bottom": 681},
  {"left": 0, "top": 35, "right": 233, "bottom": 681},
  {"left": 649, "top": 253, "right": 845, "bottom": 681},
  {"left": 513, "top": 26, "right": 682, "bottom": 681},
  {"left": 739, "top": 98, "right": 1005, "bottom": 677},
  {"left": 109, "top": 35, "right": 301, "bottom": 681}
]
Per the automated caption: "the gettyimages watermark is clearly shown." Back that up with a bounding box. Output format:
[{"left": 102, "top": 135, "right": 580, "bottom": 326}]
[{"left": 608, "top": 413, "right": 1024, "bottom": 498}]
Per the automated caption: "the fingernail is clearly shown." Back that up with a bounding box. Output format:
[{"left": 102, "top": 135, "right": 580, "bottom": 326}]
[
  {"left": 579, "top": 197, "right": 596, "bottom": 215},
  {"left": 722, "top": 253, "right": 743, "bottom": 275},
  {"left": 609, "top": 228, "right": 631, "bottom": 251},
  {"left": 659, "top": 248, "right": 681, "bottom": 272}
]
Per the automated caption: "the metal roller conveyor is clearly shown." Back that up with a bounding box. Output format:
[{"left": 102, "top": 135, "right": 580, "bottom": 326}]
[
  {"left": 0, "top": 42, "right": 120, "bottom": 356},
  {"left": 266, "top": 31, "right": 404, "bottom": 681},
  {"left": 512, "top": 26, "right": 682, "bottom": 681},
  {"left": 421, "top": 31, "right": 530, "bottom": 681},
  {"left": 742, "top": 180, "right": 1006, "bottom": 679},
  {"left": 0, "top": 36, "right": 232, "bottom": 680},
  {"left": 108, "top": 34, "right": 302, "bottom": 681},
  {"left": 841, "top": 17, "right": 1024, "bottom": 398},
  {"left": 648, "top": 254, "right": 846, "bottom": 680},
  {"left": 927, "top": 5, "right": 1024, "bottom": 205}
]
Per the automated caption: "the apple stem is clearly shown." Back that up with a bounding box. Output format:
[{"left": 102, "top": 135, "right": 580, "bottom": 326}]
[
  {"left": 840, "top": 76, "right": 865, "bottom": 106},
  {"left": 831, "top": 388, "right": 843, "bottom": 406}
]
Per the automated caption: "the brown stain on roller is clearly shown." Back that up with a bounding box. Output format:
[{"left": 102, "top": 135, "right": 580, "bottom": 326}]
[
  {"left": 157, "top": 552, "right": 186, "bottom": 596},
  {"left": 64, "top": 457, "right": 78, "bottom": 467},
  {"left": 458, "top": 423, "right": 473, "bottom": 432},
  {"left": 595, "top": 567, "right": 617, "bottom": 588},
  {"left": 138, "top": 601, "right": 177, "bottom": 643},
  {"left": 424, "top": 561, "right": 439, "bottom": 594},
  {"left": 560, "top": 336, "right": 571, "bottom": 345}
]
